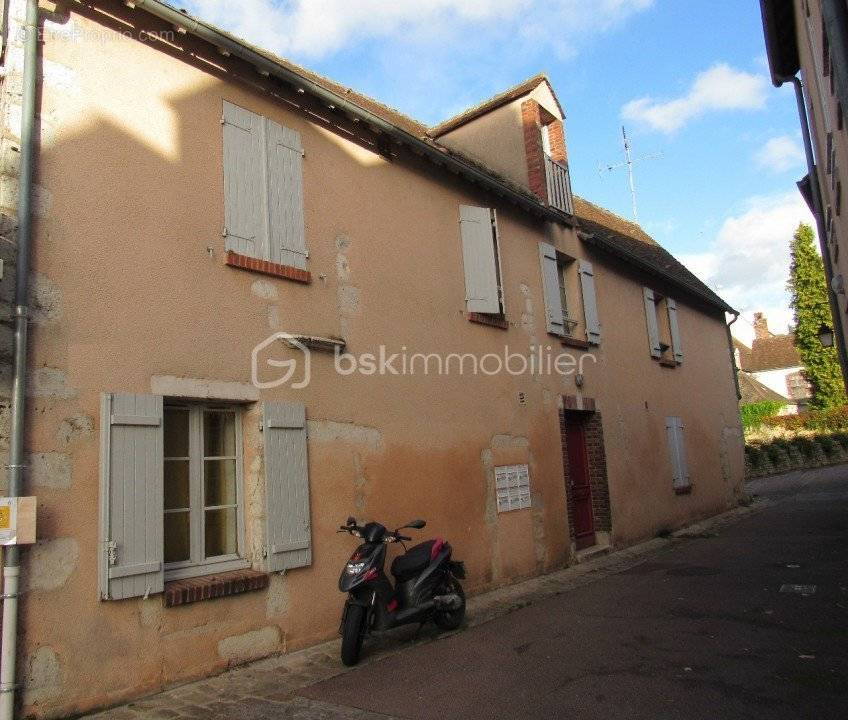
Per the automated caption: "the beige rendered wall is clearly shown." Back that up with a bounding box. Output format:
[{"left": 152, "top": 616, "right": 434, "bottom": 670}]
[
  {"left": 437, "top": 80, "right": 564, "bottom": 193},
  {"left": 2, "top": 3, "right": 743, "bottom": 717},
  {"left": 438, "top": 97, "right": 531, "bottom": 189},
  {"left": 796, "top": 0, "right": 848, "bottom": 364}
]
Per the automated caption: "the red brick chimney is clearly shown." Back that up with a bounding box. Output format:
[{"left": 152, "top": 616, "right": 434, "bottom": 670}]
[{"left": 753, "top": 312, "right": 770, "bottom": 340}]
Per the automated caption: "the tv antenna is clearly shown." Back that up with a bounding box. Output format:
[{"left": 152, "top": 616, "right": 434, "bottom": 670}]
[{"left": 599, "top": 126, "right": 662, "bottom": 224}]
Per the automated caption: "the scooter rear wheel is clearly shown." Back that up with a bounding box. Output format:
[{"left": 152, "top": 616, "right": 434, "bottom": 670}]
[
  {"left": 434, "top": 577, "right": 466, "bottom": 631},
  {"left": 340, "top": 604, "right": 366, "bottom": 666}
]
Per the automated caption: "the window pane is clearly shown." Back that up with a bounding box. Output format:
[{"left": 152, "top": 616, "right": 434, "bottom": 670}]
[
  {"left": 164, "top": 511, "right": 190, "bottom": 563},
  {"left": 204, "top": 459, "right": 236, "bottom": 506},
  {"left": 164, "top": 460, "right": 190, "bottom": 510},
  {"left": 205, "top": 507, "right": 237, "bottom": 558},
  {"left": 204, "top": 411, "right": 236, "bottom": 457},
  {"left": 558, "top": 266, "right": 569, "bottom": 315},
  {"left": 164, "top": 407, "right": 189, "bottom": 458}
]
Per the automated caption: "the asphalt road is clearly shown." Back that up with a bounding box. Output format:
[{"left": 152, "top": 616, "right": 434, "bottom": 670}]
[{"left": 302, "top": 467, "right": 848, "bottom": 719}]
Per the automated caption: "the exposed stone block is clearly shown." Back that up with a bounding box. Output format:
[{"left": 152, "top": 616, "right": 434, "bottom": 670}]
[
  {"left": 28, "top": 272, "right": 62, "bottom": 323},
  {"left": 23, "top": 537, "right": 79, "bottom": 592},
  {"left": 23, "top": 646, "right": 61, "bottom": 707},
  {"left": 150, "top": 375, "right": 260, "bottom": 402},
  {"left": 29, "top": 452, "right": 71, "bottom": 490},
  {"left": 27, "top": 367, "right": 76, "bottom": 399},
  {"left": 217, "top": 626, "right": 282, "bottom": 665},
  {"left": 306, "top": 419, "right": 383, "bottom": 451},
  {"left": 56, "top": 414, "right": 93, "bottom": 447}
]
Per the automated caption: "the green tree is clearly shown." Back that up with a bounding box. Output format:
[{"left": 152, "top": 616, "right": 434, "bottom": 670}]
[{"left": 788, "top": 222, "right": 847, "bottom": 410}]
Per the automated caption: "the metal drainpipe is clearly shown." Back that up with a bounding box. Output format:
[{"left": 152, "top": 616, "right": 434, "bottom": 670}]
[
  {"left": 726, "top": 311, "right": 742, "bottom": 401},
  {"left": 787, "top": 75, "right": 848, "bottom": 392},
  {"left": 0, "top": 0, "right": 39, "bottom": 717}
]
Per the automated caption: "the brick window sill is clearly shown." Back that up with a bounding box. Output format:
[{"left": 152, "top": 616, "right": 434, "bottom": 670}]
[
  {"left": 674, "top": 485, "right": 693, "bottom": 496},
  {"left": 658, "top": 358, "right": 679, "bottom": 368},
  {"left": 225, "top": 251, "right": 311, "bottom": 284},
  {"left": 164, "top": 569, "right": 269, "bottom": 607},
  {"left": 468, "top": 312, "right": 509, "bottom": 330},
  {"left": 561, "top": 336, "right": 590, "bottom": 350}
]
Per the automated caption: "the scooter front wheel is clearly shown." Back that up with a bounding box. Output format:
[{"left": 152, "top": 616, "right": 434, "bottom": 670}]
[{"left": 340, "top": 603, "right": 366, "bottom": 666}]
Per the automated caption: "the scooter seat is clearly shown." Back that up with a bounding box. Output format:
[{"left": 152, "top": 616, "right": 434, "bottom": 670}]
[{"left": 391, "top": 540, "right": 437, "bottom": 581}]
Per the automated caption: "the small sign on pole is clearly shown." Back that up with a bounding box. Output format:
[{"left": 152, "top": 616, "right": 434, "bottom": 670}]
[{"left": 0, "top": 497, "right": 36, "bottom": 545}]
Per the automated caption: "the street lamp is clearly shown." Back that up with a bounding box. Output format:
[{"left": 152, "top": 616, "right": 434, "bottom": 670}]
[{"left": 818, "top": 324, "right": 835, "bottom": 348}]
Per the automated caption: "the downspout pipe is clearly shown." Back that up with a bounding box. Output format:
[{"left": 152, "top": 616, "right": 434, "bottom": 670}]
[
  {"left": 0, "top": 1, "right": 39, "bottom": 718},
  {"left": 726, "top": 311, "right": 742, "bottom": 401},
  {"left": 787, "top": 75, "right": 848, "bottom": 391}
]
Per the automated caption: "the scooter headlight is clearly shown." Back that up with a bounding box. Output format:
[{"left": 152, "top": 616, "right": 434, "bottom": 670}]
[{"left": 346, "top": 561, "right": 367, "bottom": 574}]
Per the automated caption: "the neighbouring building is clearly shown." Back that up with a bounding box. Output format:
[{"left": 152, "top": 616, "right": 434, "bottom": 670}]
[
  {"left": 737, "top": 368, "right": 793, "bottom": 412},
  {"left": 760, "top": 0, "right": 848, "bottom": 389},
  {"left": 0, "top": 1, "right": 744, "bottom": 716},
  {"left": 735, "top": 312, "right": 812, "bottom": 412}
]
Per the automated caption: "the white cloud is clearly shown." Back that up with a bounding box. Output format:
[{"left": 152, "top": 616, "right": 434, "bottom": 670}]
[
  {"left": 679, "top": 191, "right": 816, "bottom": 345},
  {"left": 184, "top": 0, "right": 654, "bottom": 60},
  {"left": 756, "top": 134, "right": 805, "bottom": 173},
  {"left": 622, "top": 63, "right": 768, "bottom": 133}
]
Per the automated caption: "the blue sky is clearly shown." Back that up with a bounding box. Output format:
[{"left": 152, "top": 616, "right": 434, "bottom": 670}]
[{"left": 185, "top": 0, "right": 815, "bottom": 344}]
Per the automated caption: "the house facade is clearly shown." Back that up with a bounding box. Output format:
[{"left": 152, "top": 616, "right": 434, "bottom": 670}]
[
  {"left": 735, "top": 313, "right": 812, "bottom": 412},
  {"left": 0, "top": 1, "right": 743, "bottom": 717},
  {"left": 761, "top": 0, "right": 848, "bottom": 389}
]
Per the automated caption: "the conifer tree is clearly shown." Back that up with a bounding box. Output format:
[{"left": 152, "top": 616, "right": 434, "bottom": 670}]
[{"left": 788, "top": 222, "right": 846, "bottom": 410}]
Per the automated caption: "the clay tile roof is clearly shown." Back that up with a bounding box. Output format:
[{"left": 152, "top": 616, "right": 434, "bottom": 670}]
[
  {"left": 737, "top": 371, "right": 789, "bottom": 404},
  {"left": 748, "top": 334, "right": 802, "bottom": 372},
  {"left": 572, "top": 197, "right": 735, "bottom": 313},
  {"left": 430, "top": 74, "right": 559, "bottom": 137},
  {"left": 203, "top": 25, "right": 430, "bottom": 137}
]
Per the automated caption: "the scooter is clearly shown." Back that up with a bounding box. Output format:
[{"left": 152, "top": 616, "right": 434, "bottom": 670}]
[{"left": 337, "top": 516, "right": 466, "bottom": 665}]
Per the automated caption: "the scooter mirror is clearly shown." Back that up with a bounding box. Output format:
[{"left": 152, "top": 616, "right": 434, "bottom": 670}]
[
  {"left": 346, "top": 516, "right": 356, "bottom": 526},
  {"left": 404, "top": 519, "right": 426, "bottom": 529}
]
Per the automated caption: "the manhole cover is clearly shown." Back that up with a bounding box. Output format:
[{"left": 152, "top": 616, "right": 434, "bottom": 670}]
[{"left": 780, "top": 584, "right": 817, "bottom": 595}]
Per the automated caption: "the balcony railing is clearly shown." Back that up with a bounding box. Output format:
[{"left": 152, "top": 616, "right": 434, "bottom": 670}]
[{"left": 544, "top": 154, "right": 574, "bottom": 215}]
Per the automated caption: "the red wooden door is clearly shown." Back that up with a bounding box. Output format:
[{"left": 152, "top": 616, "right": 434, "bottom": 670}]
[{"left": 565, "top": 419, "right": 595, "bottom": 549}]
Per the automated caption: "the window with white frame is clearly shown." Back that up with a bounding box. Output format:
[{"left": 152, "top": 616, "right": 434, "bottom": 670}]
[
  {"left": 163, "top": 404, "right": 244, "bottom": 577},
  {"left": 643, "top": 287, "right": 683, "bottom": 364},
  {"left": 539, "top": 242, "right": 601, "bottom": 344},
  {"left": 495, "top": 464, "right": 531, "bottom": 512},
  {"left": 99, "top": 395, "right": 312, "bottom": 602},
  {"left": 557, "top": 256, "right": 582, "bottom": 338}
]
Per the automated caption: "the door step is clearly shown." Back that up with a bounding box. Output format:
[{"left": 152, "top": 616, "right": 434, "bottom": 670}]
[{"left": 575, "top": 544, "right": 610, "bottom": 563}]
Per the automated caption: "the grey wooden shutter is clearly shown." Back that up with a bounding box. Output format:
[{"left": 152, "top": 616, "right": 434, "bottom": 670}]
[
  {"left": 644, "top": 288, "right": 662, "bottom": 358},
  {"left": 665, "top": 416, "right": 690, "bottom": 489},
  {"left": 667, "top": 298, "right": 684, "bottom": 363},
  {"left": 223, "top": 101, "right": 266, "bottom": 260},
  {"left": 578, "top": 260, "right": 601, "bottom": 344},
  {"left": 263, "top": 402, "right": 312, "bottom": 571},
  {"left": 539, "top": 242, "right": 565, "bottom": 336},
  {"left": 266, "top": 119, "right": 308, "bottom": 270},
  {"left": 99, "top": 393, "right": 164, "bottom": 600},
  {"left": 459, "top": 205, "right": 500, "bottom": 314}
]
